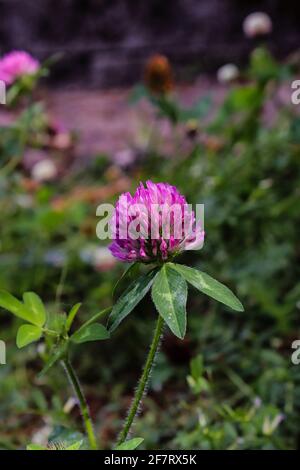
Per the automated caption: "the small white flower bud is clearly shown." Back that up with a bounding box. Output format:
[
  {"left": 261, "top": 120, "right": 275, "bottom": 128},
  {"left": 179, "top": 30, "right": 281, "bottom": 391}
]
[
  {"left": 217, "top": 64, "right": 239, "bottom": 84},
  {"left": 243, "top": 12, "right": 272, "bottom": 38},
  {"left": 31, "top": 159, "right": 57, "bottom": 182}
]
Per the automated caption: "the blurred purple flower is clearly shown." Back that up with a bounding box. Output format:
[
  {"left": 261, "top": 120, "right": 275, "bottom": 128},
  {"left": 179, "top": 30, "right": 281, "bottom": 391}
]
[
  {"left": 109, "top": 181, "right": 204, "bottom": 263},
  {"left": 0, "top": 51, "right": 39, "bottom": 85},
  {"left": 113, "top": 149, "right": 136, "bottom": 168}
]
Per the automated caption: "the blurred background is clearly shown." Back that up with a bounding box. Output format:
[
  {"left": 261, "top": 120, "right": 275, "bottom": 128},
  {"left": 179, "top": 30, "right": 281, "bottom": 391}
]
[
  {"left": 0, "top": 0, "right": 300, "bottom": 450},
  {"left": 2, "top": 0, "right": 300, "bottom": 86}
]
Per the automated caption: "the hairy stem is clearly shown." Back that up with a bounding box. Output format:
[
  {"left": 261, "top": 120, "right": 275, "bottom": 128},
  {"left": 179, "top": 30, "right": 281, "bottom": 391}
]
[
  {"left": 118, "top": 314, "right": 164, "bottom": 445},
  {"left": 62, "top": 359, "right": 98, "bottom": 450}
]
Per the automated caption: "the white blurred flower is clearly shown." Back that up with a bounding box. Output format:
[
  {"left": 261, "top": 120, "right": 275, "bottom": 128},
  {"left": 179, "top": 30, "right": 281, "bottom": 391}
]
[
  {"left": 80, "top": 245, "right": 116, "bottom": 271},
  {"left": 262, "top": 413, "right": 285, "bottom": 436},
  {"left": 31, "top": 159, "right": 57, "bottom": 182},
  {"left": 44, "top": 249, "right": 66, "bottom": 268},
  {"left": 31, "top": 421, "right": 52, "bottom": 446},
  {"left": 79, "top": 245, "right": 96, "bottom": 264},
  {"left": 197, "top": 411, "right": 207, "bottom": 428},
  {"left": 94, "top": 247, "right": 115, "bottom": 267},
  {"left": 63, "top": 397, "right": 78, "bottom": 414},
  {"left": 253, "top": 396, "right": 262, "bottom": 409},
  {"left": 259, "top": 178, "right": 273, "bottom": 190},
  {"left": 37, "top": 343, "right": 46, "bottom": 355},
  {"left": 15, "top": 194, "right": 33, "bottom": 209},
  {"left": 243, "top": 12, "right": 272, "bottom": 38},
  {"left": 217, "top": 64, "right": 239, "bottom": 84}
]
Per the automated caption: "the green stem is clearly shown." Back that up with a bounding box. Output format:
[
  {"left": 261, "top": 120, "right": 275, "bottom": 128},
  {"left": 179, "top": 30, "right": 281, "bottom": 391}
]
[
  {"left": 42, "top": 328, "right": 60, "bottom": 338},
  {"left": 62, "top": 359, "right": 98, "bottom": 450},
  {"left": 76, "top": 306, "right": 112, "bottom": 333},
  {"left": 117, "top": 314, "right": 164, "bottom": 445}
]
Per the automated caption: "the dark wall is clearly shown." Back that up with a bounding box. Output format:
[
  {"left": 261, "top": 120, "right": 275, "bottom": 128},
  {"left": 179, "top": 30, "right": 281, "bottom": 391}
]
[{"left": 1, "top": 0, "right": 300, "bottom": 87}]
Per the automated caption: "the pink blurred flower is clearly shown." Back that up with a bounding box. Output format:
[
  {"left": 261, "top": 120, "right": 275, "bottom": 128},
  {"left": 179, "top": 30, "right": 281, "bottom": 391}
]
[
  {"left": 0, "top": 51, "right": 39, "bottom": 85},
  {"left": 109, "top": 181, "right": 204, "bottom": 263}
]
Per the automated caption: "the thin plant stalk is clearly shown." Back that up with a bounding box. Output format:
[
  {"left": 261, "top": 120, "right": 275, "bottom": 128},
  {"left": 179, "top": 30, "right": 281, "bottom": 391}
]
[
  {"left": 117, "top": 314, "right": 164, "bottom": 445},
  {"left": 62, "top": 358, "right": 98, "bottom": 450}
]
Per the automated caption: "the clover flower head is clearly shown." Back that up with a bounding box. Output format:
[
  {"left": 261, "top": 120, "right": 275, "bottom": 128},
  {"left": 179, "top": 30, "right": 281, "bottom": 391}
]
[
  {"left": 0, "top": 50, "right": 39, "bottom": 85},
  {"left": 243, "top": 12, "right": 272, "bottom": 38},
  {"left": 109, "top": 181, "right": 204, "bottom": 263}
]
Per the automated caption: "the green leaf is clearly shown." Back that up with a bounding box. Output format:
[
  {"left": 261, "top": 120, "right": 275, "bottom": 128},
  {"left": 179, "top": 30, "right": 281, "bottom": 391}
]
[
  {"left": 112, "top": 262, "right": 140, "bottom": 302},
  {"left": 0, "top": 290, "right": 37, "bottom": 324},
  {"left": 154, "top": 96, "right": 180, "bottom": 124},
  {"left": 47, "top": 312, "right": 67, "bottom": 335},
  {"left": 128, "top": 84, "right": 149, "bottom": 104},
  {"left": 66, "top": 440, "right": 83, "bottom": 450},
  {"left": 71, "top": 323, "right": 110, "bottom": 344},
  {"left": 47, "top": 428, "right": 87, "bottom": 450},
  {"left": 23, "top": 292, "right": 46, "bottom": 327},
  {"left": 115, "top": 437, "right": 144, "bottom": 450},
  {"left": 16, "top": 324, "right": 42, "bottom": 348},
  {"left": 169, "top": 263, "right": 244, "bottom": 312},
  {"left": 151, "top": 265, "right": 187, "bottom": 339},
  {"left": 108, "top": 269, "right": 158, "bottom": 332},
  {"left": 179, "top": 95, "right": 211, "bottom": 122},
  {"left": 66, "top": 303, "right": 82, "bottom": 332},
  {"left": 27, "top": 444, "right": 48, "bottom": 450},
  {"left": 26, "top": 440, "right": 83, "bottom": 451},
  {"left": 38, "top": 341, "right": 68, "bottom": 377}
]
